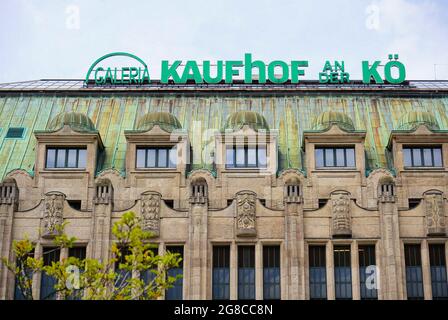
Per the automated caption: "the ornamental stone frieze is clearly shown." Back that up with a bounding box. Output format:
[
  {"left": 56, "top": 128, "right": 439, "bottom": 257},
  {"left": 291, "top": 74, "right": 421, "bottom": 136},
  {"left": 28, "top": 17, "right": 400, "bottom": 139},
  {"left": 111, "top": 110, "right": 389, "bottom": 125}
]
[
  {"left": 235, "top": 191, "right": 257, "bottom": 237},
  {"left": 331, "top": 192, "right": 352, "bottom": 237},
  {"left": 424, "top": 192, "right": 446, "bottom": 236},
  {"left": 140, "top": 191, "right": 162, "bottom": 237},
  {"left": 42, "top": 192, "right": 65, "bottom": 239}
]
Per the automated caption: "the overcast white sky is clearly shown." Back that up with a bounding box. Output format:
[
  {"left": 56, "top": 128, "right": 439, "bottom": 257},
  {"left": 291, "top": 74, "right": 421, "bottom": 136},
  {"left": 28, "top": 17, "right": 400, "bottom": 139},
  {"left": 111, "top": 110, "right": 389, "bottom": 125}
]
[{"left": 0, "top": 0, "right": 447, "bottom": 83}]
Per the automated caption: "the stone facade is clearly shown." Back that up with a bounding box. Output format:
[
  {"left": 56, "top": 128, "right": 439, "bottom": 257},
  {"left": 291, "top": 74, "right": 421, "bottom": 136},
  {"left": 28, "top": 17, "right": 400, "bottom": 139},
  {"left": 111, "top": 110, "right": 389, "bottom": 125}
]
[{"left": 0, "top": 89, "right": 447, "bottom": 300}]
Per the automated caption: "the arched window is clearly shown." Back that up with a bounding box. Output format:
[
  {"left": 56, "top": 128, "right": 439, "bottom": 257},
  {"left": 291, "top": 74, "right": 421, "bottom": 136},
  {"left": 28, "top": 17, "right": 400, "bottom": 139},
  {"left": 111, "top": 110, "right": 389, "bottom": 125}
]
[
  {"left": 284, "top": 177, "right": 301, "bottom": 203},
  {"left": 190, "top": 178, "right": 208, "bottom": 204},
  {"left": 0, "top": 179, "right": 18, "bottom": 206}
]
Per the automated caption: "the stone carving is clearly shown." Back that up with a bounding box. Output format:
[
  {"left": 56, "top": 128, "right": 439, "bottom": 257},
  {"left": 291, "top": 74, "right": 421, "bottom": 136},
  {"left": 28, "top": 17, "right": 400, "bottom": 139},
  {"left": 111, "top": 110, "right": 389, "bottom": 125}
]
[
  {"left": 236, "top": 191, "right": 256, "bottom": 237},
  {"left": 43, "top": 192, "right": 65, "bottom": 238},
  {"left": 331, "top": 192, "right": 352, "bottom": 237},
  {"left": 141, "top": 192, "right": 161, "bottom": 236},
  {"left": 425, "top": 192, "right": 446, "bottom": 236}
]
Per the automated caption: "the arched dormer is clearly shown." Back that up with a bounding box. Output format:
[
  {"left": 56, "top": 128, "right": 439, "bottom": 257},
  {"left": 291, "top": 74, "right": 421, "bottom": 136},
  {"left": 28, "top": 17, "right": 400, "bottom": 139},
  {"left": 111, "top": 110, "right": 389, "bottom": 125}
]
[
  {"left": 302, "top": 110, "right": 366, "bottom": 180},
  {"left": 33, "top": 111, "right": 104, "bottom": 189},
  {"left": 216, "top": 111, "right": 278, "bottom": 176},
  {"left": 124, "top": 111, "right": 189, "bottom": 176},
  {"left": 387, "top": 110, "right": 448, "bottom": 172}
]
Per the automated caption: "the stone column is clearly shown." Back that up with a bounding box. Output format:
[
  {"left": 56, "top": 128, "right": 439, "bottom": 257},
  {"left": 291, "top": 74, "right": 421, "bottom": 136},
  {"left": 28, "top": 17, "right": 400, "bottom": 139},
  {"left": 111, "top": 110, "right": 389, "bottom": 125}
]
[
  {"left": 91, "top": 184, "right": 113, "bottom": 263},
  {"left": 230, "top": 242, "right": 237, "bottom": 300},
  {"left": 255, "top": 242, "right": 263, "bottom": 300},
  {"left": 283, "top": 195, "right": 304, "bottom": 299},
  {"left": 421, "top": 240, "right": 432, "bottom": 300},
  {"left": 188, "top": 194, "right": 208, "bottom": 299},
  {"left": 326, "top": 241, "right": 335, "bottom": 300},
  {"left": 351, "top": 241, "right": 360, "bottom": 300},
  {"left": 0, "top": 182, "right": 18, "bottom": 300},
  {"left": 378, "top": 191, "right": 403, "bottom": 300}
]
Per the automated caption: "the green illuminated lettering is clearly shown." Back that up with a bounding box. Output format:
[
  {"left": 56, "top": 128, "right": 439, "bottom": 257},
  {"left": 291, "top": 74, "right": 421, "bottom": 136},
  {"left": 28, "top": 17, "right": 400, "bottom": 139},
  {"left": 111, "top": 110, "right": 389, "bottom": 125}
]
[{"left": 244, "top": 53, "right": 266, "bottom": 83}]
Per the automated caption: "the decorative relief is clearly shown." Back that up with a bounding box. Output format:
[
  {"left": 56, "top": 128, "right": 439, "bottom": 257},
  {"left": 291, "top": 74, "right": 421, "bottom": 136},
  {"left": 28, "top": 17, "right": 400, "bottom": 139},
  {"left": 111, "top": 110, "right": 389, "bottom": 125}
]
[
  {"left": 236, "top": 191, "right": 256, "bottom": 237},
  {"left": 42, "top": 192, "right": 65, "bottom": 238},
  {"left": 140, "top": 191, "right": 161, "bottom": 237},
  {"left": 331, "top": 192, "right": 352, "bottom": 237},
  {"left": 425, "top": 192, "right": 446, "bottom": 236}
]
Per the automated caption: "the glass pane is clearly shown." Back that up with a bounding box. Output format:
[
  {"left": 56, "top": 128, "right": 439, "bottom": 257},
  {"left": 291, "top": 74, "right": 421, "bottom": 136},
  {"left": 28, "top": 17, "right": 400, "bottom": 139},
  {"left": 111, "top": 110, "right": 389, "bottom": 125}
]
[
  {"left": 213, "top": 246, "right": 230, "bottom": 300},
  {"left": 157, "top": 149, "right": 168, "bottom": 167},
  {"left": 236, "top": 147, "right": 245, "bottom": 166},
  {"left": 423, "top": 148, "right": 432, "bottom": 166},
  {"left": 315, "top": 148, "right": 324, "bottom": 168},
  {"left": 433, "top": 148, "right": 443, "bottom": 167},
  {"left": 412, "top": 148, "right": 422, "bottom": 166},
  {"left": 226, "top": 148, "right": 234, "bottom": 167},
  {"left": 169, "top": 147, "right": 177, "bottom": 168},
  {"left": 166, "top": 246, "right": 183, "bottom": 300},
  {"left": 346, "top": 148, "right": 355, "bottom": 167},
  {"left": 335, "top": 149, "right": 345, "bottom": 167},
  {"left": 247, "top": 147, "right": 256, "bottom": 166},
  {"left": 325, "top": 149, "right": 334, "bottom": 167},
  {"left": 46, "top": 149, "right": 56, "bottom": 168},
  {"left": 67, "top": 149, "right": 77, "bottom": 168},
  {"left": 258, "top": 147, "right": 267, "bottom": 167},
  {"left": 403, "top": 148, "right": 412, "bottom": 167},
  {"left": 56, "top": 149, "right": 66, "bottom": 168},
  {"left": 148, "top": 149, "right": 156, "bottom": 167},
  {"left": 77, "top": 149, "right": 86, "bottom": 168},
  {"left": 136, "top": 149, "right": 146, "bottom": 168}
]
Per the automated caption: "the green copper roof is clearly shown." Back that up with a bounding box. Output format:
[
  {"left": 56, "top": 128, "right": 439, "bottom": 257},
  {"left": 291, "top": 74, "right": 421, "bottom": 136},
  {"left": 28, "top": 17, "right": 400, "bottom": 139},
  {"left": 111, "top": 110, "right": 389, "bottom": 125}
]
[
  {"left": 311, "top": 110, "right": 355, "bottom": 131},
  {"left": 135, "top": 111, "right": 182, "bottom": 132},
  {"left": 0, "top": 94, "right": 448, "bottom": 179},
  {"left": 397, "top": 110, "right": 440, "bottom": 131},
  {"left": 47, "top": 111, "right": 96, "bottom": 133},
  {"left": 224, "top": 110, "right": 269, "bottom": 131}
]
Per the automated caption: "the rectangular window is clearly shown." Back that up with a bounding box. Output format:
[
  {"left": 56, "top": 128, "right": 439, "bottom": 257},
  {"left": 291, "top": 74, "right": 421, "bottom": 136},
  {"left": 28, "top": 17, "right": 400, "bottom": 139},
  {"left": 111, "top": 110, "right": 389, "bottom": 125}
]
[
  {"left": 46, "top": 147, "right": 87, "bottom": 169},
  {"left": 315, "top": 147, "right": 356, "bottom": 168},
  {"left": 334, "top": 245, "right": 352, "bottom": 300},
  {"left": 40, "top": 247, "right": 60, "bottom": 300},
  {"left": 429, "top": 244, "right": 448, "bottom": 300},
  {"left": 213, "top": 246, "right": 230, "bottom": 300},
  {"left": 136, "top": 147, "right": 177, "bottom": 168},
  {"left": 166, "top": 246, "right": 183, "bottom": 300},
  {"left": 141, "top": 247, "right": 159, "bottom": 290},
  {"left": 263, "top": 246, "right": 281, "bottom": 300},
  {"left": 14, "top": 249, "right": 35, "bottom": 300},
  {"left": 115, "top": 247, "right": 131, "bottom": 286},
  {"left": 67, "top": 246, "right": 86, "bottom": 300},
  {"left": 404, "top": 244, "right": 424, "bottom": 300},
  {"left": 226, "top": 145, "right": 268, "bottom": 169},
  {"left": 309, "top": 246, "right": 327, "bottom": 300},
  {"left": 358, "top": 245, "right": 378, "bottom": 300},
  {"left": 238, "top": 246, "right": 255, "bottom": 299},
  {"left": 403, "top": 146, "right": 443, "bottom": 167}
]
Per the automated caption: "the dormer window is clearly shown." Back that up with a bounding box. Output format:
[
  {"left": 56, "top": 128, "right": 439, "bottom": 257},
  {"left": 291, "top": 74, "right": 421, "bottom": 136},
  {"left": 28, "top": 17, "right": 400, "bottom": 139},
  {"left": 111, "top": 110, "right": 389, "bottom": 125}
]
[
  {"left": 225, "top": 145, "right": 267, "bottom": 169},
  {"left": 136, "top": 147, "right": 177, "bottom": 169},
  {"left": 403, "top": 146, "right": 442, "bottom": 168},
  {"left": 315, "top": 146, "right": 355, "bottom": 168},
  {"left": 45, "top": 147, "right": 87, "bottom": 169}
]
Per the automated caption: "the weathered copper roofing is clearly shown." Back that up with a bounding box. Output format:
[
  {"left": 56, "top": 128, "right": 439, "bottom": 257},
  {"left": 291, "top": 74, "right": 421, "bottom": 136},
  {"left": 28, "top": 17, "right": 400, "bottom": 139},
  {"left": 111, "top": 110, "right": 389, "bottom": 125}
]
[
  {"left": 0, "top": 80, "right": 447, "bottom": 179},
  {"left": 311, "top": 110, "right": 355, "bottom": 131},
  {"left": 224, "top": 110, "right": 269, "bottom": 131},
  {"left": 47, "top": 111, "right": 96, "bottom": 133},
  {"left": 397, "top": 110, "right": 440, "bottom": 131},
  {"left": 135, "top": 111, "right": 182, "bottom": 132}
]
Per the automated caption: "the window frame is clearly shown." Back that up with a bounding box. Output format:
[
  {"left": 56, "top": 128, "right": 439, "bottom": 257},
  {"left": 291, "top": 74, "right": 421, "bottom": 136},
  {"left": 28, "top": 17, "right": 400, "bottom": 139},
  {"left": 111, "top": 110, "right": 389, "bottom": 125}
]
[
  {"left": 402, "top": 146, "right": 443, "bottom": 168},
  {"left": 309, "top": 245, "right": 327, "bottom": 300},
  {"left": 212, "top": 245, "right": 231, "bottom": 300},
  {"left": 135, "top": 146, "right": 177, "bottom": 169},
  {"left": 315, "top": 146, "right": 356, "bottom": 169},
  {"left": 225, "top": 145, "right": 267, "bottom": 169},
  {"left": 45, "top": 147, "right": 87, "bottom": 170}
]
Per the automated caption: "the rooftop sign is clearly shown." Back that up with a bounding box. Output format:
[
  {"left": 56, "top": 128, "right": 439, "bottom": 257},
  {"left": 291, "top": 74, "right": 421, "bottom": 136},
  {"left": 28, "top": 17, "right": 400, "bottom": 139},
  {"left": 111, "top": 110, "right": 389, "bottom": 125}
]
[{"left": 85, "top": 52, "right": 406, "bottom": 85}]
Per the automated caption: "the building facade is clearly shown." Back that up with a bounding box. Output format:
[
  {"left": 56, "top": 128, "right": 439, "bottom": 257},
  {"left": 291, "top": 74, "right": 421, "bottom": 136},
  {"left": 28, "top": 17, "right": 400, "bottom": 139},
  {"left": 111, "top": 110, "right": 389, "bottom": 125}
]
[{"left": 0, "top": 80, "right": 447, "bottom": 300}]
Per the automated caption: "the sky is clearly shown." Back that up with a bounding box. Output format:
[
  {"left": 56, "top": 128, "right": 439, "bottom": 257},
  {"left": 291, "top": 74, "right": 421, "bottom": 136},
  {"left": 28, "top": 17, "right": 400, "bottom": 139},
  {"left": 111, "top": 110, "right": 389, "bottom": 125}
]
[{"left": 0, "top": 0, "right": 447, "bottom": 83}]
